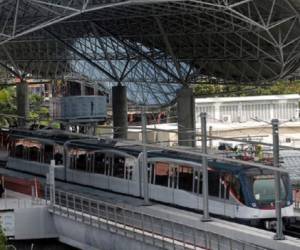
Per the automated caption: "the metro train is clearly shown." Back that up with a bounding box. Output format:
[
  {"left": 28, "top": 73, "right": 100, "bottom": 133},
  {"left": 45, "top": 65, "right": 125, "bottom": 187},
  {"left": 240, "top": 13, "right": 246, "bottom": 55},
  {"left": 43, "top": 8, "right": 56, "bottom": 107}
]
[{"left": 0, "top": 129, "right": 295, "bottom": 227}]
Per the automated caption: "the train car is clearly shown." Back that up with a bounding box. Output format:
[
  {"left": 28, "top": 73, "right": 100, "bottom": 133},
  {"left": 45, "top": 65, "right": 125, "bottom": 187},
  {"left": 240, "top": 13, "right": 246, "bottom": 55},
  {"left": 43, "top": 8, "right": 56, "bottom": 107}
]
[{"left": 2, "top": 129, "right": 295, "bottom": 227}]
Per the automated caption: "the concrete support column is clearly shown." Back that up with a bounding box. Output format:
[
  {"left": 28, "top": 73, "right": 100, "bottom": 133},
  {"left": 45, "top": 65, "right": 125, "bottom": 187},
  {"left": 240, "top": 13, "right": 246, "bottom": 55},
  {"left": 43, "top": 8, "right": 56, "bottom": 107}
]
[
  {"left": 177, "top": 87, "right": 195, "bottom": 147},
  {"left": 112, "top": 85, "right": 128, "bottom": 139},
  {"left": 16, "top": 80, "right": 29, "bottom": 127}
]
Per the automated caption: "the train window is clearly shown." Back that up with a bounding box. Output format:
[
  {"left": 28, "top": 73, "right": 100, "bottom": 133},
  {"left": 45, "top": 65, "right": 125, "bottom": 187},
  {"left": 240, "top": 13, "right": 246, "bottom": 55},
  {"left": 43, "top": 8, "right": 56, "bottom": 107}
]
[
  {"left": 105, "top": 156, "right": 113, "bottom": 176},
  {"left": 169, "top": 165, "right": 178, "bottom": 188},
  {"left": 94, "top": 153, "right": 105, "bottom": 174},
  {"left": 125, "top": 158, "right": 135, "bottom": 180},
  {"left": 86, "top": 154, "right": 93, "bottom": 172},
  {"left": 220, "top": 174, "right": 225, "bottom": 199},
  {"left": 0, "top": 133, "right": 9, "bottom": 149},
  {"left": 76, "top": 153, "right": 87, "bottom": 171},
  {"left": 148, "top": 163, "right": 155, "bottom": 184},
  {"left": 221, "top": 174, "right": 231, "bottom": 199},
  {"left": 178, "top": 166, "right": 193, "bottom": 192},
  {"left": 193, "top": 171, "right": 202, "bottom": 194},
  {"left": 113, "top": 156, "right": 125, "bottom": 179},
  {"left": 70, "top": 154, "right": 76, "bottom": 169},
  {"left": 54, "top": 146, "right": 63, "bottom": 165},
  {"left": 208, "top": 171, "right": 220, "bottom": 197},
  {"left": 9, "top": 141, "right": 15, "bottom": 157},
  {"left": 230, "top": 176, "right": 244, "bottom": 203},
  {"left": 154, "top": 162, "right": 169, "bottom": 187},
  {"left": 223, "top": 174, "right": 244, "bottom": 203},
  {"left": 44, "top": 144, "right": 53, "bottom": 164},
  {"left": 54, "top": 152, "right": 63, "bottom": 165},
  {"left": 28, "top": 146, "right": 40, "bottom": 162},
  {"left": 15, "top": 144, "right": 24, "bottom": 159},
  {"left": 125, "top": 166, "right": 133, "bottom": 180}
]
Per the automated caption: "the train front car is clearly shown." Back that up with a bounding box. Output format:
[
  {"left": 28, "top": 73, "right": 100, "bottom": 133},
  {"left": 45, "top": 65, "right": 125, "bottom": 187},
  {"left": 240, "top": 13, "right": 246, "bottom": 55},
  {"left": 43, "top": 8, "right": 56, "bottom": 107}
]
[{"left": 236, "top": 168, "right": 294, "bottom": 228}]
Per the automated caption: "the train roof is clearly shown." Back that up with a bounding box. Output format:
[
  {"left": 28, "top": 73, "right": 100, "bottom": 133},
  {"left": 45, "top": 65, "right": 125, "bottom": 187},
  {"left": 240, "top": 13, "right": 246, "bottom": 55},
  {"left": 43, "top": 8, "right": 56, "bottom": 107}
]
[
  {"left": 7, "top": 128, "right": 272, "bottom": 175},
  {"left": 9, "top": 128, "right": 94, "bottom": 144},
  {"left": 280, "top": 150, "right": 300, "bottom": 185}
]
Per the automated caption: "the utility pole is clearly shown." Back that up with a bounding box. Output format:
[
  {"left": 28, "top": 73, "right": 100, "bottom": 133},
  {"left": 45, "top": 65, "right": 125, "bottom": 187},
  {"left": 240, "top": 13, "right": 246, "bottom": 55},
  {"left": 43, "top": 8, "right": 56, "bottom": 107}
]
[
  {"left": 272, "top": 119, "right": 285, "bottom": 240},
  {"left": 142, "top": 107, "right": 150, "bottom": 205},
  {"left": 16, "top": 80, "right": 29, "bottom": 127},
  {"left": 201, "top": 112, "right": 211, "bottom": 221},
  {"left": 49, "top": 160, "right": 56, "bottom": 206},
  {"left": 209, "top": 126, "right": 213, "bottom": 151}
]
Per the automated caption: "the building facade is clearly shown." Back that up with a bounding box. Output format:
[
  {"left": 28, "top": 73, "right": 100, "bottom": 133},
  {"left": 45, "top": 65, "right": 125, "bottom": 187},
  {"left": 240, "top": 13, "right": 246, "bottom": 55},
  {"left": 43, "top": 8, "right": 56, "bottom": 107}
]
[{"left": 195, "top": 94, "right": 300, "bottom": 124}]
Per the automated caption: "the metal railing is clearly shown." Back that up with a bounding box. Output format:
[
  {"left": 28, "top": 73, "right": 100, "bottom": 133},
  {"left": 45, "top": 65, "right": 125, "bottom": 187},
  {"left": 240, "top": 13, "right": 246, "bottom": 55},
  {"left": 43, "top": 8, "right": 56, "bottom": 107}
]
[
  {"left": 0, "top": 190, "right": 44, "bottom": 210},
  {"left": 45, "top": 187, "right": 269, "bottom": 250}
]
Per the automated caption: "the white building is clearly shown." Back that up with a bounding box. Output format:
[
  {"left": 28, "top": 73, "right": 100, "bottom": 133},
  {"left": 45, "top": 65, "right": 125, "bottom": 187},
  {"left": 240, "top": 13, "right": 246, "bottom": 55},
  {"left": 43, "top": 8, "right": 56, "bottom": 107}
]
[{"left": 195, "top": 94, "right": 300, "bottom": 124}]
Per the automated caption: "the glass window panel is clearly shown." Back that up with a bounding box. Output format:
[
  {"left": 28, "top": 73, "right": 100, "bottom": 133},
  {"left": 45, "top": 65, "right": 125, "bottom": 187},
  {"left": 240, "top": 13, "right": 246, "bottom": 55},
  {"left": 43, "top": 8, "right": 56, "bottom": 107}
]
[
  {"left": 155, "top": 162, "right": 169, "bottom": 187},
  {"left": 15, "top": 144, "right": 24, "bottom": 159},
  {"left": 94, "top": 152, "right": 105, "bottom": 174},
  {"left": 76, "top": 153, "right": 87, "bottom": 171},
  {"left": 29, "top": 146, "right": 39, "bottom": 162},
  {"left": 44, "top": 144, "right": 53, "bottom": 164},
  {"left": 178, "top": 166, "right": 193, "bottom": 191},
  {"left": 113, "top": 156, "right": 125, "bottom": 178},
  {"left": 208, "top": 171, "right": 220, "bottom": 197}
]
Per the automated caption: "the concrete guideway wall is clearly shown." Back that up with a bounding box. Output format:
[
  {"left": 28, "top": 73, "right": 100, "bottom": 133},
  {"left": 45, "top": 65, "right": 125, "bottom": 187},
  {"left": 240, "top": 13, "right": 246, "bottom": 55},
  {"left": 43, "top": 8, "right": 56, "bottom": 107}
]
[
  {"left": 0, "top": 188, "right": 299, "bottom": 249},
  {"left": 47, "top": 189, "right": 300, "bottom": 250}
]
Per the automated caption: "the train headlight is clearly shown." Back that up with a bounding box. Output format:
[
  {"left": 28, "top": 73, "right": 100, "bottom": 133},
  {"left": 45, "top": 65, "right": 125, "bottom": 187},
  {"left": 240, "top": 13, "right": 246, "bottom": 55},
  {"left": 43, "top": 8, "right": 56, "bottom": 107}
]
[{"left": 252, "top": 203, "right": 256, "bottom": 207}]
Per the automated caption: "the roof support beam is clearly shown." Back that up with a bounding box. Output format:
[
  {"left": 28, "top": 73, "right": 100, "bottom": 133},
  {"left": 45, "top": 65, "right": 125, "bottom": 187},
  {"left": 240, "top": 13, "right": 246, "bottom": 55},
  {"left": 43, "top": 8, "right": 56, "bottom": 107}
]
[{"left": 45, "top": 28, "right": 120, "bottom": 83}]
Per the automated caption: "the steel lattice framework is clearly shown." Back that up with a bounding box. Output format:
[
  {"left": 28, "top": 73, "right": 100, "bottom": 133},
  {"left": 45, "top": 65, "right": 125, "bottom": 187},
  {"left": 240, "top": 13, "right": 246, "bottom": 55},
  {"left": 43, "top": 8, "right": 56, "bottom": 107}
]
[{"left": 0, "top": 0, "right": 300, "bottom": 105}]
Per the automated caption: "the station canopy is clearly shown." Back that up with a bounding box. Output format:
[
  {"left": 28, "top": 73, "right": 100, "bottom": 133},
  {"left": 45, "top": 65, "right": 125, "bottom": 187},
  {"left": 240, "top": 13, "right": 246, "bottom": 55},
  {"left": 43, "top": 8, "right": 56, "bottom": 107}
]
[{"left": 1, "top": 0, "right": 300, "bottom": 105}]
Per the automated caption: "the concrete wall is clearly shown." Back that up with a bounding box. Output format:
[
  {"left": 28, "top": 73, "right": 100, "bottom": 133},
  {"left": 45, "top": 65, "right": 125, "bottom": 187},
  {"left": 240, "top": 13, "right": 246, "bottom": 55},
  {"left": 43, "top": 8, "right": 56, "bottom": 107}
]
[
  {"left": 14, "top": 207, "right": 57, "bottom": 240},
  {"left": 53, "top": 215, "right": 163, "bottom": 250}
]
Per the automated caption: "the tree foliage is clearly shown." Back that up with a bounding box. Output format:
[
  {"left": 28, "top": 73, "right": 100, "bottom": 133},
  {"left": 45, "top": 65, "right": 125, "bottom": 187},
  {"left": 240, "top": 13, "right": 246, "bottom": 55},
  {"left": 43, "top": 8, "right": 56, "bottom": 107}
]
[
  {"left": 29, "top": 94, "right": 50, "bottom": 126},
  {"left": 194, "top": 80, "right": 300, "bottom": 97},
  {"left": 0, "top": 226, "right": 6, "bottom": 250},
  {"left": 0, "top": 87, "right": 50, "bottom": 127},
  {"left": 0, "top": 87, "right": 16, "bottom": 127}
]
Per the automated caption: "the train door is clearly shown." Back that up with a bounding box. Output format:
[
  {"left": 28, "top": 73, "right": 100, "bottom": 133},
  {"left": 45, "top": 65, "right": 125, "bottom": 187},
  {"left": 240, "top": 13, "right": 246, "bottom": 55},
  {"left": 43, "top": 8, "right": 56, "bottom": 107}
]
[
  {"left": 126, "top": 158, "right": 139, "bottom": 196},
  {"left": 174, "top": 165, "right": 198, "bottom": 210},
  {"left": 195, "top": 170, "right": 202, "bottom": 210},
  {"left": 86, "top": 153, "right": 93, "bottom": 184},
  {"left": 169, "top": 164, "right": 177, "bottom": 204},
  {"left": 110, "top": 154, "right": 129, "bottom": 194},
  {"left": 149, "top": 162, "right": 173, "bottom": 204},
  {"left": 90, "top": 152, "right": 108, "bottom": 189}
]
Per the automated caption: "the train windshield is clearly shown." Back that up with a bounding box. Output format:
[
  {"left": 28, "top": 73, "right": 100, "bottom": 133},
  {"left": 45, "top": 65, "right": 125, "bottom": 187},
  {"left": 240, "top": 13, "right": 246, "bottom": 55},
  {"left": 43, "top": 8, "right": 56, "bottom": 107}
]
[{"left": 251, "top": 175, "right": 286, "bottom": 205}]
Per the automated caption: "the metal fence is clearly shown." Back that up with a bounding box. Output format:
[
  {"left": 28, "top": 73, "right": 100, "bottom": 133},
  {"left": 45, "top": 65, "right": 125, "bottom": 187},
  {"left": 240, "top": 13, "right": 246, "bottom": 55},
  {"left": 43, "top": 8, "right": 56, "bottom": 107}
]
[{"left": 46, "top": 187, "right": 269, "bottom": 250}]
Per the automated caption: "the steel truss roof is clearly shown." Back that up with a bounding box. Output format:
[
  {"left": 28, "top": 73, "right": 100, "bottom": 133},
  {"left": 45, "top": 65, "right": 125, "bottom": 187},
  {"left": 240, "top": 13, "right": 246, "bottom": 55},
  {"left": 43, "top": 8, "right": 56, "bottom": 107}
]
[{"left": 0, "top": 0, "right": 300, "bottom": 105}]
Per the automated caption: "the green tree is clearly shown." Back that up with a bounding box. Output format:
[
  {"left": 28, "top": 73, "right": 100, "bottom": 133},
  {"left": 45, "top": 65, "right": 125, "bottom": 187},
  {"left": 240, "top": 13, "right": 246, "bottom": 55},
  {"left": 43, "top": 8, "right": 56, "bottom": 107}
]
[
  {"left": 29, "top": 93, "right": 50, "bottom": 126},
  {"left": 0, "top": 87, "right": 17, "bottom": 127},
  {"left": 0, "top": 226, "right": 7, "bottom": 250},
  {"left": 0, "top": 87, "right": 51, "bottom": 128}
]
